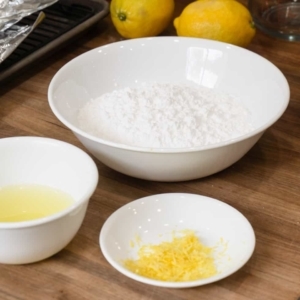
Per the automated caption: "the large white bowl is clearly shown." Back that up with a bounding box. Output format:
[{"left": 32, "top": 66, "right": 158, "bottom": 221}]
[
  {"left": 100, "top": 193, "right": 256, "bottom": 288},
  {"left": 48, "top": 37, "right": 290, "bottom": 182},
  {"left": 0, "top": 136, "right": 98, "bottom": 264}
]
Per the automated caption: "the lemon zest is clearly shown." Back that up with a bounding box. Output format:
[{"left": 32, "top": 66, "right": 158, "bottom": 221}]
[{"left": 124, "top": 230, "right": 218, "bottom": 282}]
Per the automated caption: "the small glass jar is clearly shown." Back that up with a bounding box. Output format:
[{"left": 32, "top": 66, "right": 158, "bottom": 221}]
[{"left": 248, "top": 0, "right": 300, "bottom": 41}]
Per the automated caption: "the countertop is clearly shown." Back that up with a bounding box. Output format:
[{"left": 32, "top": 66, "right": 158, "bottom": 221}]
[{"left": 1, "top": 1, "right": 300, "bottom": 299}]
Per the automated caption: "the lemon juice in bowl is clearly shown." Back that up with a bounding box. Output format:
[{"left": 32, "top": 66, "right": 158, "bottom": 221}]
[{"left": 0, "top": 184, "right": 74, "bottom": 222}]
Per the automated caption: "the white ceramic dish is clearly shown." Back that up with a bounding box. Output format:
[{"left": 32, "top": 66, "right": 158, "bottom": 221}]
[
  {"left": 99, "top": 193, "right": 256, "bottom": 288},
  {"left": 0, "top": 136, "right": 98, "bottom": 264},
  {"left": 48, "top": 37, "right": 290, "bottom": 182}
]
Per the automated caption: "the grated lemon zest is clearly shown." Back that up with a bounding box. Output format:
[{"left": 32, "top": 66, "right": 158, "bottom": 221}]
[{"left": 123, "top": 230, "right": 218, "bottom": 282}]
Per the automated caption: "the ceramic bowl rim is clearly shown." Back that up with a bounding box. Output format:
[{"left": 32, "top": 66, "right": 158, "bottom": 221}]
[{"left": 48, "top": 37, "right": 290, "bottom": 154}]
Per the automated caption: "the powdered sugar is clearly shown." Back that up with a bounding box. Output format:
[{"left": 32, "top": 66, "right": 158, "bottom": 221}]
[{"left": 77, "top": 83, "right": 253, "bottom": 149}]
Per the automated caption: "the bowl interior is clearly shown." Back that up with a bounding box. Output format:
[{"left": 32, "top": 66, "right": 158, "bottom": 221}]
[
  {"left": 0, "top": 137, "right": 98, "bottom": 202},
  {"left": 100, "top": 193, "right": 255, "bottom": 288},
  {"left": 49, "top": 37, "right": 289, "bottom": 145}
]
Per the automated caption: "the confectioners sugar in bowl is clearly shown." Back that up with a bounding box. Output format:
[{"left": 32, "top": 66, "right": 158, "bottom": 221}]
[{"left": 77, "top": 83, "right": 253, "bottom": 149}]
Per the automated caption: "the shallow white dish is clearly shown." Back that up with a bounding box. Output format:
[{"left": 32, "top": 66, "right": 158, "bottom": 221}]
[
  {"left": 99, "top": 193, "right": 255, "bottom": 288},
  {"left": 48, "top": 37, "right": 290, "bottom": 182}
]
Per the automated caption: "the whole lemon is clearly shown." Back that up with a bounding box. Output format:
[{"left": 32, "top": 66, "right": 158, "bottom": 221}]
[
  {"left": 174, "top": 0, "right": 256, "bottom": 47},
  {"left": 110, "top": 0, "right": 175, "bottom": 39}
]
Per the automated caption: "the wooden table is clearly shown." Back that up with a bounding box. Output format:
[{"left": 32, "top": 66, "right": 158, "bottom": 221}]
[{"left": 1, "top": 1, "right": 300, "bottom": 299}]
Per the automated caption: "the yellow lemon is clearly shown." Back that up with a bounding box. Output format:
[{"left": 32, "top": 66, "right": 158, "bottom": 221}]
[
  {"left": 110, "top": 0, "right": 175, "bottom": 39},
  {"left": 174, "top": 0, "right": 256, "bottom": 47}
]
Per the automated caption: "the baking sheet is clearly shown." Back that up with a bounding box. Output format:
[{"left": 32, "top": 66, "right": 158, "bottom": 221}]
[{"left": 0, "top": 0, "right": 109, "bottom": 83}]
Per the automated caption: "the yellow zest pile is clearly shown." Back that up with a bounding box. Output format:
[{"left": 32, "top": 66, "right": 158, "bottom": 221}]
[{"left": 123, "top": 230, "right": 217, "bottom": 282}]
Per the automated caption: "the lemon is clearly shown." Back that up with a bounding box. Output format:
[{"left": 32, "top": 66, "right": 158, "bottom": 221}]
[
  {"left": 174, "top": 0, "right": 256, "bottom": 47},
  {"left": 110, "top": 0, "right": 175, "bottom": 39}
]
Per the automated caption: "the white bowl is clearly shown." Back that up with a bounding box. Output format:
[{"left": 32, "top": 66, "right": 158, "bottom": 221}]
[
  {"left": 0, "top": 136, "right": 98, "bottom": 264},
  {"left": 48, "top": 37, "right": 290, "bottom": 182},
  {"left": 99, "top": 193, "right": 255, "bottom": 288}
]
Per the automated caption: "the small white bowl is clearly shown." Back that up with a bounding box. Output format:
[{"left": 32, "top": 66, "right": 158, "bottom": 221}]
[
  {"left": 0, "top": 136, "right": 98, "bottom": 264},
  {"left": 48, "top": 37, "right": 290, "bottom": 182},
  {"left": 99, "top": 193, "right": 255, "bottom": 288}
]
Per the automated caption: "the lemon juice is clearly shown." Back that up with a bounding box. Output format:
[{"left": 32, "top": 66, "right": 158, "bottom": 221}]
[{"left": 0, "top": 184, "right": 75, "bottom": 222}]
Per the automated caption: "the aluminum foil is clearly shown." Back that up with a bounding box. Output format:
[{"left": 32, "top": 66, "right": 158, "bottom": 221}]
[
  {"left": 0, "top": 11, "right": 45, "bottom": 63},
  {"left": 0, "top": 0, "right": 57, "bottom": 31}
]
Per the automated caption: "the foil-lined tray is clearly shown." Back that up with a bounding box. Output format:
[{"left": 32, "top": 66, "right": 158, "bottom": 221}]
[
  {"left": 0, "top": 0, "right": 57, "bottom": 31},
  {"left": 0, "top": 11, "right": 45, "bottom": 63},
  {"left": 0, "top": 0, "right": 109, "bottom": 83}
]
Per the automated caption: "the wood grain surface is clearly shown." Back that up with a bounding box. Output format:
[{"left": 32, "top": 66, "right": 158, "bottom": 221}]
[{"left": 1, "top": 1, "right": 300, "bottom": 299}]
